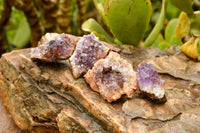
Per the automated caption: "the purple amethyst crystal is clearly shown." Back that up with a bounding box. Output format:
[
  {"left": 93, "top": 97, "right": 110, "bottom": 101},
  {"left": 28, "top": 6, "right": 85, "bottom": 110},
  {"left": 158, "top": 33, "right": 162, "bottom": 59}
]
[
  {"left": 137, "top": 62, "right": 166, "bottom": 103},
  {"left": 84, "top": 52, "right": 138, "bottom": 102},
  {"left": 31, "top": 33, "right": 78, "bottom": 62},
  {"left": 69, "top": 33, "right": 109, "bottom": 79}
]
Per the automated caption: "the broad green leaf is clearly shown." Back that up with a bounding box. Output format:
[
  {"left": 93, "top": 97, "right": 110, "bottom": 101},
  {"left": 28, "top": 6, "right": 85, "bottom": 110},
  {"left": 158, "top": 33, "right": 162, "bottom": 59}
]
[
  {"left": 5, "top": 8, "right": 25, "bottom": 43},
  {"left": 151, "top": 34, "right": 164, "bottom": 48},
  {"left": 13, "top": 17, "right": 31, "bottom": 48},
  {"left": 164, "top": 18, "right": 183, "bottom": 46},
  {"left": 165, "top": 18, "right": 178, "bottom": 42},
  {"left": 104, "top": 0, "right": 151, "bottom": 46},
  {"left": 104, "top": 0, "right": 109, "bottom": 8},
  {"left": 82, "top": 18, "right": 114, "bottom": 43},
  {"left": 93, "top": 0, "right": 105, "bottom": 20},
  {"left": 158, "top": 41, "right": 171, "bottom": 49},
  {"left": 190, "top": 11, "right": 200, "bottom": 36},
  {"left": 175, "top": 12, "right": 190, "bottom": 40},
  {"left": 166, "top": 2, "right": 181, "bottom": 20},
  {"left": 169, "top": 0, "right": 193, "bottom": 16}
]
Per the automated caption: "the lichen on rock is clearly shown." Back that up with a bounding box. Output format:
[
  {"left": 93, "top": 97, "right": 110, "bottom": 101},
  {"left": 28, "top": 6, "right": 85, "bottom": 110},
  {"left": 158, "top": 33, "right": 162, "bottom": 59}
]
[{"left": 84, "top": 51, "right": 138, "bottom": 102}]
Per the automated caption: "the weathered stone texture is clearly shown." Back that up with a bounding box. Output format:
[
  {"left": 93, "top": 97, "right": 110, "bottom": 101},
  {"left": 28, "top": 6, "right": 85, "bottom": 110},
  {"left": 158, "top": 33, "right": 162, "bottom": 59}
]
[{"left": 0, "top": 38, "right": 200, "bottom": 132}]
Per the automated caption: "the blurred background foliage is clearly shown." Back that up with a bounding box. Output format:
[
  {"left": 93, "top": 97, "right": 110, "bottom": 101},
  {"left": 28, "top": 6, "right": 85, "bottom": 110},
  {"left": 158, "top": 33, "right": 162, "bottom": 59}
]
[{"left": 0, "top": 0, "right": 200, "bottom": 57}]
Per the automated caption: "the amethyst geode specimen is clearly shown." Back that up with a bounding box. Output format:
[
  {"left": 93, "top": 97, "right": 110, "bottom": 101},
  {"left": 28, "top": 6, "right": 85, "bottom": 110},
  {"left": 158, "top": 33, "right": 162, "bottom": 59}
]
[
  {"left": 31, "top": 33, "right": 78, "bottom": 62},
  {"left": 69, "top": 33, "right": 110, "bottom": 79},
  {"left": 137, "top": 62, "right": 166, "bottom": 103},
  {"left": 84, "top": 52, "right": 138, "bottom": 102}
]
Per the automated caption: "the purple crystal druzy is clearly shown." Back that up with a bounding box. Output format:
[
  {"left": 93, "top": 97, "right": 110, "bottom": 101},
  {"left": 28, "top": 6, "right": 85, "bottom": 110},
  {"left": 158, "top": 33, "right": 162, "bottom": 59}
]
[
  {"left": 69, "top": 33, "right": 109, "bottom": 79},
  {"left": 31, "top": 33, "right": 77, "bottom": 62},
  {"left": 84, "top": 52, "right": 138, "bottom": 102},
  {"left": 136, "top": 62, "right": 165, "bottom": 99}
]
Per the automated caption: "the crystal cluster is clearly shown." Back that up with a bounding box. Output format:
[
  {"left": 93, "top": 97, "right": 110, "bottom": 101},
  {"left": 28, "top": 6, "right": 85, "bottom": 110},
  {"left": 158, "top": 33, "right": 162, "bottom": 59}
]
[
  {"left": 84, "top": 52, "right": 138, "bottom": 102},
  {"left": 31, "top": 34, "right": 78, "bottom": 62},
  {"left": 38, "top": 33, "right": 59, "bottom": 45},
  {"left": 136, "top": 62, "right": 166, "bottom": 103},
  {"left": 69, "top": 33, "right": 110, "bottom": 79}
]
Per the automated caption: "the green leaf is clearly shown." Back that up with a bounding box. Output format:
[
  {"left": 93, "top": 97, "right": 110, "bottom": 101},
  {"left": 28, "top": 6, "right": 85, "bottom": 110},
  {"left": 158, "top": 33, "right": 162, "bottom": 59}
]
[
  {"left": 198, "top": 40, "right": 200, "bottom": 53},
  {"left": 151, "top": 34, "right": 164, "bottom": 48},
  {"left": 165, "top": 18, "right": 183, "bottom": 46},
  {"left": 13, "top": 17, "right": 31, "bottom": 48},
  {"left": 5, "top": 8, "right": 25, "bottom": 43},
  {"left": 190, "top": 11, "right": 200, "bottom": 36},
  {"left": 0, "top": 0, "right": 3, "bottom": 14},
  {"left": 170, "top": 34, "right": 183, "bottom": 46},
  {"left": 104, "top": 0, "right": 109, "bottom": 8},
  {"left": 104, "top": 0, "right": 151, "bottom": 46},
  {"left": 165, "top": 18, "right": 178, "bottom": 42},
  {"left": 166, "top": 2, "right": 181, "bottom": 20},
  {"left": 169, "top": 0, "right": 193, "bottom": 16},
  {"left": 143, "top": 0, "right": 167, "bottom": 47},
  {"left": 93, "top": 0, "right": 105, "bottom": 20},
  {"left": 158, "top": 41, "right": 171, "bottom": 49},
  {"left": 82, "top": 18, "right": 114, "bottom": 43}
]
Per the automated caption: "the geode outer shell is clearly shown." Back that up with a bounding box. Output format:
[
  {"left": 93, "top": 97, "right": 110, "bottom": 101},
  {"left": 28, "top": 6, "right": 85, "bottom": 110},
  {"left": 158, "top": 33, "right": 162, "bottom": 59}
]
[
  {"left": 136, "top": 62, "right": 166, "bottom": 103},
  {"left": 31, "top": 33, "right": 79, "bottom": 62},
  {"left": 69, "top": 33, "right": 110, "bottom": 79},
  {"left": 84, "top": 51, "right": 138, "bottom": 102}
]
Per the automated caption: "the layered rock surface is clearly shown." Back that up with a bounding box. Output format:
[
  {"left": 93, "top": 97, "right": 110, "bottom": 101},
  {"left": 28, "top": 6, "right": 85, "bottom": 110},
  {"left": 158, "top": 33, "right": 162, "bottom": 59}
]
[
  {"left": 0, "top": 93, "right": 28, "bottom": 133},
  {"left": 0, "top": 38, "right": 200, "bottom": 132}
]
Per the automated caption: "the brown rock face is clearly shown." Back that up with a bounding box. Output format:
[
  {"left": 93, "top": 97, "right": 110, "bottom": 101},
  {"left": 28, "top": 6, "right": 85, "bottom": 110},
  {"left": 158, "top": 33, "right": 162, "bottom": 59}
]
[
  {"left": 57, "top": 105, "right": 106, "bottom": 133},
  {"left": 85, "top": 51, "right": 138, "bottom": 102},
  {"left": 0, "top": 94, "right": 28, "bottom": 133},
  {"left": 0, "top": 33, "right": 200, "bottom": 133}
]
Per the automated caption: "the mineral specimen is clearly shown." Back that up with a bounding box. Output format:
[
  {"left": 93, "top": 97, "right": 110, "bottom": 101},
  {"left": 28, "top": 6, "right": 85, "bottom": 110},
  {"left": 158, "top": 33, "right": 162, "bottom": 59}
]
[
  {"left": 69, "top": 33, "right": 110, "bottom": 79},
  {"left": 136, "top": 62, "right": 166, "bottom": 103},
  {"left": 84, "top": 51, "right": 138, "bottom": 102},
  {"left": 38, "top": 33, "right": 59, "bottom": 45},
  {"left": 31, "top": 33, "right": 78, "bottom": 62}
]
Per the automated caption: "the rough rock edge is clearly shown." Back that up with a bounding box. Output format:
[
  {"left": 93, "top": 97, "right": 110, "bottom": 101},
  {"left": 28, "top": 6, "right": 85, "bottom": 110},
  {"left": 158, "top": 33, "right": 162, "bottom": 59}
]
[{"left": 57, "top": 105, "right": 106, "bottom": 133}]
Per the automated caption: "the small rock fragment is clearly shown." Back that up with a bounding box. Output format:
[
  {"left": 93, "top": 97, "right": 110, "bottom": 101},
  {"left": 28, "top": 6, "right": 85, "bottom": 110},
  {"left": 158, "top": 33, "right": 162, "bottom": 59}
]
[
  {"left": 69, "top": 33, "right": 109, "bottom": 79},
  {"left": 31, "top": 33, "right": 78, "bottom": 62},
  {"left": 84, "top": 51, "right": 138, "bottom": 102},
  {"left": 38, "top": 33, "right": 60, "bottom": 46},
  {"left": 136, "top": 62, "right": 166, "bottom": 103}
]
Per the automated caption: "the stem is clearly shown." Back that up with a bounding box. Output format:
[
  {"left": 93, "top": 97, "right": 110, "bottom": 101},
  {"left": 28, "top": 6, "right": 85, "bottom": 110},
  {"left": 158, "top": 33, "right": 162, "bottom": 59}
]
[
  {"left": 77, "top": 0, "right": 86, "bottom": 35},
  {"left": 143, "top": 0, "right": 168, "bottom": 47},
  {"left": 57, "top": 0, "right": 72, "bottom": 33},
  {"left": 37, "top": 0, "right": 58, "bottom": 32}
]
